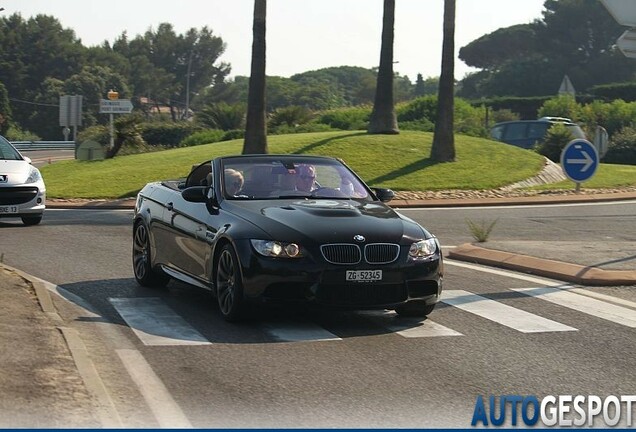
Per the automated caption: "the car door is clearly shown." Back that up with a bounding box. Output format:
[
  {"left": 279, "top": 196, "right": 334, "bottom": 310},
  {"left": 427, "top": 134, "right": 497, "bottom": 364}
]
[{"left": 163, "top": 162, "right": 216, "bottom": 281}]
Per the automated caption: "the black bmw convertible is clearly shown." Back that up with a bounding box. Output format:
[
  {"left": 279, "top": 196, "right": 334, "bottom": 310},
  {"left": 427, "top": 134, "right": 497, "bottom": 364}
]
[{"left": 133, "top": 155, "right": 443, "bottom": 321}]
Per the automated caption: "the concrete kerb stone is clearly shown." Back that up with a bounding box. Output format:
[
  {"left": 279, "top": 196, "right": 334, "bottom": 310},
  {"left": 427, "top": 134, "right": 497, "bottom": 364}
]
[
  {"left": 45, "top": 190, "right": 636, "bottom": 210},
  {"left": 449, "top": 243, "right": 636, "bottom": 286}
]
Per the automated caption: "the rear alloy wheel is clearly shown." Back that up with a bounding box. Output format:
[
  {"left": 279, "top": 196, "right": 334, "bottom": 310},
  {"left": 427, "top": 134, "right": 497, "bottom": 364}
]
[
  {"left": 132, "top": 222, "right": 169, "bottom": 288},
  {"left": 216, "top": 245, "right": 245, "bottom": 321},
  {"left": 21, "top": 215, "right": 42, "bottom": 226},
  {"left": 395, "top": 301, "right": 436, "bottom": 318}
]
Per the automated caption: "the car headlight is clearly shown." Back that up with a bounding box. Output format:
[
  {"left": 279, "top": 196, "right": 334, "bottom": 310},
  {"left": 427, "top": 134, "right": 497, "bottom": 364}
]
[
  {"left": 408, "top": 238, "right": 438, "bottom": 259},
  {"left": 25, "top": 166, "right": 42, "bottom": 184},
  {"left": 251, "top": 240, "right": 303, "bottom": 258}
]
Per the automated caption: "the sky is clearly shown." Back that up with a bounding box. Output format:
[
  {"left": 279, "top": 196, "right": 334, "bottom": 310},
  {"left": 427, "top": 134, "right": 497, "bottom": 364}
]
[{"left": 9, "top": 0, "right": 547, "bottom": 82}]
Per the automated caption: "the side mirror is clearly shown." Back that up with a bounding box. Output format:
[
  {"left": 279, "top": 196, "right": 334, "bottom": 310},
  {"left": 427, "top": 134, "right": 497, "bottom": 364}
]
[
  {"left": 23, "top": 156, "right": 32, "bottom": 164},
  {"left": 373, "top": 188, "right": 395, "bottom": 203},
  {"left": 182, "top": 186, "right": 208, "bottom": 203}
]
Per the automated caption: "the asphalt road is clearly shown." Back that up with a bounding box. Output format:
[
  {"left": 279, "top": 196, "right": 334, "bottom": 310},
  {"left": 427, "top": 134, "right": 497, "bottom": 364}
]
[
  {"left": 1, "top": 203, "right": 635, "bottom": 428},
  {"left": 20, "top": 149, "right": 75, "bottom": 168}
]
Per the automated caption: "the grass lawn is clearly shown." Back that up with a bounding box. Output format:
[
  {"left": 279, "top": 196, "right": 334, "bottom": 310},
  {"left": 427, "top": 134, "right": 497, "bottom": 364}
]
[{"left": 40, "top": 130, "right": 635, "bottom": 199}]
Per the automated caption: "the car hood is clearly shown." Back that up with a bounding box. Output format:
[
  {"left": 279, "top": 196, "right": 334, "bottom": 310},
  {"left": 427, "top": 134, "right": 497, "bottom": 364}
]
[
  {"left": 224, "top": 199, "right": 429, "bottom": 244},
  {"left": 0, "top": 160, "right": 31, "bottom": 184}
]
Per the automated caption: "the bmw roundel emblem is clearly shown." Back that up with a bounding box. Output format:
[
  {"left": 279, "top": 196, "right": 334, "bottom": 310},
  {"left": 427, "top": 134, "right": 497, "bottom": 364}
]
[{"left": 353, "top": 235, "right": 365, "bottom": 243}]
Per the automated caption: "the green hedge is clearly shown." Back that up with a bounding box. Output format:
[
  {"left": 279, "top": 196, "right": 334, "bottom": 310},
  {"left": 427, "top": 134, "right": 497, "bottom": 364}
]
[{"left": 141, "top": 122, "right": 201, "bottom": 147}]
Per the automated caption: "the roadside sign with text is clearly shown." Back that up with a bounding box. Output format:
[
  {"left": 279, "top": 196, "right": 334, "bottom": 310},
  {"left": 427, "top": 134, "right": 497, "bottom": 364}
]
[
  {"left": 560, "top": 139, "right": 599, "bottom": 183},
  {"left": 99, "top": 99, "right": 133, "bottom": 114}
]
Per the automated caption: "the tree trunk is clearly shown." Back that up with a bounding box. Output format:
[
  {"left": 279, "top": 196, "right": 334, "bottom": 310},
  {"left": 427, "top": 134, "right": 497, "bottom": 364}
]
[
  {"left": 430, "top": 0, "right": 456, "bottom": 162},
  {"left": 368, "top": 0, "right": 399, "bottom": 135},
  {"left": 243, "top": 0, "right": 268, "bottom": 154}
]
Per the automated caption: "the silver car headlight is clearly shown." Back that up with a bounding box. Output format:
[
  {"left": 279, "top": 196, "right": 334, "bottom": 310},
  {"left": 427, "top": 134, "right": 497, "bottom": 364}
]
[
  {"left": 408, "top": 238, "right": 438, "bottom": 259},
  {"left": 251, "top": 240, "right": 303, "bottom": 258},
  {"left": 25, "top": 166, "right": 42, "bottom": 184}
]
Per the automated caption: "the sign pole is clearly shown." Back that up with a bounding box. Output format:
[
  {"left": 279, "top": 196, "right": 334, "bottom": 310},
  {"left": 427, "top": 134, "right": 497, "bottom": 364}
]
[{"left": 109, "top": 113, "right": 114, "bottom": 150}]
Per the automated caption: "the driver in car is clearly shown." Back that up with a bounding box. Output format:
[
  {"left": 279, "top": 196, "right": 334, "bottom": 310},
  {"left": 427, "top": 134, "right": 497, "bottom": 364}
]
[{"left": 224, "top": 168, "right": 245, "bottom": 197}]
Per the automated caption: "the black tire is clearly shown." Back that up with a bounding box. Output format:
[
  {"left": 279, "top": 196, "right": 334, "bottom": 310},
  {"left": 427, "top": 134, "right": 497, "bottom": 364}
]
[
  {"left": 132, "top": 222, "right": 169, "bottom": 288},
  {"left": 395, "top": 301, "right": 436, "bottom": 318},
  {"left": 21, "top": 215, "right": 42, "bottom": 226},
  {"left": 216, "top": 244, "right": 246, "bottom": 322}
]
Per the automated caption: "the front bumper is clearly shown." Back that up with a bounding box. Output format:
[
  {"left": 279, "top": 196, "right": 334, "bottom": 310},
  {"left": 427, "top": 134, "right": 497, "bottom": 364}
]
[
  {"left": 233, "top": 239, "right": 443, "bottom": 309},
  {"left": 0, "top": 185, "right": 46, "bottom": 218}
]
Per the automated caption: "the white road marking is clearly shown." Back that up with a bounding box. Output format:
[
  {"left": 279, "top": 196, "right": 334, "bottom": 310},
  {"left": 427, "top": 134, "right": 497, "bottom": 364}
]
[
  {"left": 117, "top": 349, "right": 192, "bottom": 428},
  {"left": 356, "top": 310, "right": 463, "bottom": 337},
  {"left": 442, "top": 289, "right": 577, "bottom": 333},
  {"left": 265, "top": 322, "right": 342, "bottom": 342},
  {"left": 445, "top": 259, "right": 563, "bottom": 286},
  {"left": 109, "top": 297, "right": 210, "bottom": 346},
  {"left": 512, "top": 287, "right": 636, "bottom": 328}
]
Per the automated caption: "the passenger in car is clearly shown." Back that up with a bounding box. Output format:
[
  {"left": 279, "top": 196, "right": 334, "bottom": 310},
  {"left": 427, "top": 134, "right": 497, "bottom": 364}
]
[{"left": 295, "top": 164, "right": 317, "bottom": 192}]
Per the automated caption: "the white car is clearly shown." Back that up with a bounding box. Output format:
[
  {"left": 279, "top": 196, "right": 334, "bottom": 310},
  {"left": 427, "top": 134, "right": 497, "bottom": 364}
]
[{"left": 0, "top": 136, "right": 46, "bottom": 225}]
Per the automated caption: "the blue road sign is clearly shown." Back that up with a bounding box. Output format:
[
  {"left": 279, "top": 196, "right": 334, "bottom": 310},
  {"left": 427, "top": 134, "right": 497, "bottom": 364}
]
[{"left": 560, "top": 139, "right": 599, "bottom": 183}]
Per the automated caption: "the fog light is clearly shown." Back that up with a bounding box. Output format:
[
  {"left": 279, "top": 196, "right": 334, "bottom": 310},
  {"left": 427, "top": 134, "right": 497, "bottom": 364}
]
[{"left": 37, "top": 198, "right": 42, "bottom": 204}]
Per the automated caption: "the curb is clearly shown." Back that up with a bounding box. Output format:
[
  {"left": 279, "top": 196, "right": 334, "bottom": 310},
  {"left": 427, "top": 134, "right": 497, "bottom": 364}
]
[
  {"left": 448, "top": 243, "right": 636, "bottom": 286},
  {"left": 0, "top": 263, "right": 122, "bottom": 427},
  {"left": 45, "top": 191, "right": 636, "bottom": 210}
]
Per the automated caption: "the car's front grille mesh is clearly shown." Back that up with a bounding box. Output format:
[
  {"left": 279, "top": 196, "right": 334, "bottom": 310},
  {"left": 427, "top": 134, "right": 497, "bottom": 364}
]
[
  {"left": 0, "top": 187, "right": 38, "bottom": 205},
  {"left": 364, "top": 243, "right": 400, "bottom": 264},
  {"left": 321, "top": 243, "right": 400, "bottom": 265},
  {"left": 321, "top": 244, "right": 361, "bottom": 265}
]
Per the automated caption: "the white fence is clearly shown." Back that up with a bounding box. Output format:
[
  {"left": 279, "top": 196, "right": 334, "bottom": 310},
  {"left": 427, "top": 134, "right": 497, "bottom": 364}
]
[{"left": 11, "top": 141, "right": 76, "bottom": 151}]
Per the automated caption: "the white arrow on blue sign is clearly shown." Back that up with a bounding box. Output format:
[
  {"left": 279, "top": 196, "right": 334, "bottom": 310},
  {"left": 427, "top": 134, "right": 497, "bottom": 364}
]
[{"left": 560, "top": 139, "right": 599, "bottom": 183}]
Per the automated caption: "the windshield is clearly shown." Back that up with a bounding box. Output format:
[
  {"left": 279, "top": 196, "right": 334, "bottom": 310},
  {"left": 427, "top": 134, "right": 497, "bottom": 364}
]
[
  {"left": 221, "top": 157, "right": 372, "bottom": 201},
  {"left": 0, "top": 136, "right": 22, "bottom": 160}
]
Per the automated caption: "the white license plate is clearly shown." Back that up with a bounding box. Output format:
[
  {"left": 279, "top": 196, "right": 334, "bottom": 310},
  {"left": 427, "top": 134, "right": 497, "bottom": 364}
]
[
  {"left": 0, "top": 206, "right": 18, "bottom": 214},
  {"left": 346, "top": 270, "right": 382, "bottom": 282}
]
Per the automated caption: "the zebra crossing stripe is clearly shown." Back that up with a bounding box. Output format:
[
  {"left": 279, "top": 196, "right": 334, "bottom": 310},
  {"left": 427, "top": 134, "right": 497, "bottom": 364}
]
[
  {"left": 390, "top": 319, "right": 464, "bottom": 338},
  {"left": 442, "top": 290, "right": 577, "bottom": 333},
  {"left": 265, "top": 322, "right": 342, "bottom": 342},
  {"left": 356, "top": 310, "right": 463, "bottom": 337},
  {"left": 109, "top": 298, "right": 211, "bottom": 346},
  {"left": 511, "top": 287, "right": 636, "bottom": 328}
]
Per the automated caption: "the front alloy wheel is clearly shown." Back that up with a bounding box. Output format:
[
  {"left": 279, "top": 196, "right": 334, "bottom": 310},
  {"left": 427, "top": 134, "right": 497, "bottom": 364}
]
[
  {"left": 132, "top": 222, "right": 169, "bottom": 288},
  {"left": 216, "top": 245, "right": 245, "bottom": 321}
]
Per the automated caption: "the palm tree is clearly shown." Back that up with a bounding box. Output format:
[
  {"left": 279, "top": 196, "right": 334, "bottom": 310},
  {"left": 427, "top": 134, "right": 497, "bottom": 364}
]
[
  {"left": 243, "top": 0, "right": 268, "bottom": 154},
  {"left": 430, "top": 0, "right": 456, "bottom": 162},
  {"left": 368, "top": 0, "right": 399, "bottom": 134}
]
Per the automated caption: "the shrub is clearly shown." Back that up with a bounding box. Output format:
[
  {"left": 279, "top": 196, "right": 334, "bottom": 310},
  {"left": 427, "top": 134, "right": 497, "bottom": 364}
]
[
  {"left": 537, "top": 95, "right": 580, "bottom": 121},
  {"left": 77, "top": 125, "right": 108, "bottom": 146},
  {"left": 270, "top": 122, "right": 336, "bottom": 135},
  {"left": 317, "top": 106, "right": 371, "bottom": 130},
  {"left": 269, "top": 105, "right": 314, "bottom": 128},
  {"left": 5, "top": 125, "right": 41, "bottom": 141},
  {"left": 222, "top": 129, "right": 245, "bottom": 141},
  {"left": 141, "top": 122, "right": 200, "bottom": 147},
  {"left": 604, "top": 126, "right": 636, "bottom": 165},
  {"left": 180, "top": 129, "right": 226, "bottom": 147},
  {"left": 196, "top": 102, "right": 246, "bottom": 131},
  {"left": 535, "top": 123, "right": 574, "bottom": 162},
  {"left": 397, "top": 95, "right": 437, "bottom": 122},
  {"left": 490, "top": 108, "right": 520, "bottom": 123}
]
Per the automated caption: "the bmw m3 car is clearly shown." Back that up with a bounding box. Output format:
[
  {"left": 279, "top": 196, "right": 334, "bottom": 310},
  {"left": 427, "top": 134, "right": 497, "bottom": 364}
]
[
  {"left": 0, "top": 136, "right": 46, "bottom": 225},
  {"left": 133, "top": 155, "right": 443, "bottom": 321}
]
